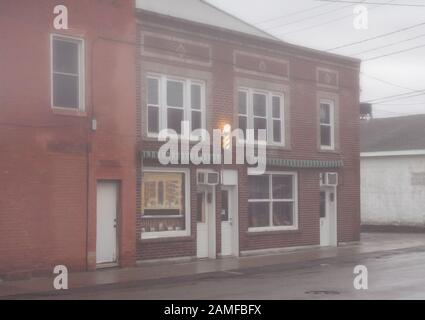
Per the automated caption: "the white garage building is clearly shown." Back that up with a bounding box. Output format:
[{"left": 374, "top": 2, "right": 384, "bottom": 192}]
[{"left": 360, "top": 115, "right": 425, "bottom": 229}]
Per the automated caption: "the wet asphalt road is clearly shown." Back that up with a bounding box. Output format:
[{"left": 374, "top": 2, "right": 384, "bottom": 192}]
[{"left": 23, "top": 246, "right": 425, "bottom": 300}]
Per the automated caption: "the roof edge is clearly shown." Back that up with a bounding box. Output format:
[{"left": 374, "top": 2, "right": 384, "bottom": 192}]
[{"left": 200, "top": 0, "right": 280, "bottom": 41}]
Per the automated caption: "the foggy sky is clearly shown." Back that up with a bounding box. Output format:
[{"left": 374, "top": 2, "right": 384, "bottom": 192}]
[{"left": 207, "top": 0, "right": 425, "bottom": 118}]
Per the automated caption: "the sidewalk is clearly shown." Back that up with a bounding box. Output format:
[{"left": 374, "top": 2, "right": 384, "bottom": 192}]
[{"left": 1, "top": 232, "right": 424, "bottom": 299}]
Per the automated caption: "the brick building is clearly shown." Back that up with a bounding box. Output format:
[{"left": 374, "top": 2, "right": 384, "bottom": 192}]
[
  {"left": 135, "top": 0, "right": 361, "bottom": 261},
  {"left": 0, "top": 0, "right": 138, "bottom": 276},
  {"left": 0, "top": 0, "right": 360, "bottom": 277}
]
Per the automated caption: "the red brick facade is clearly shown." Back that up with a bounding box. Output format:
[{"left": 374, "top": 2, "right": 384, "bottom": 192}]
[
  {"left": 136, "top": 10, "right": 361, "bottom": 260},
  {"left": 0, "top": 0, "right": 137, "bottom": 277},
  {"left": 0, "top": 2, "right": 360, "bottom": 277}
]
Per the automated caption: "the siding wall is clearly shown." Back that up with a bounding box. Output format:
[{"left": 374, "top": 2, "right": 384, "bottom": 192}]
[{"left": 361, "top": 155, "right": 425, "bottom": 227}]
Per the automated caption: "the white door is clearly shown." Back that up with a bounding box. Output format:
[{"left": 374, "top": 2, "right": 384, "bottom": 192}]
[
  {"left": 320, "top": 188, "right": 337, "bottom": 247},
  {"left": 196, "top": 191, "right": 208, "bottom": 259},
  {"left": 96, "top": 182, "right": 118, "bottom": 265},
  {"left": 221, "top": 187, "right": 234, "bottom": 256},
  {"left": 197, "top": 187, "right": 216, "bottom": 259}
]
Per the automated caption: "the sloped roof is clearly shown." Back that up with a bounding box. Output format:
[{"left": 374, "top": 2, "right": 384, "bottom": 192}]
[
  {"left": 360, "top": 114, "right": 425, "bottom": 152},
  {"left": 135, "top": 0, "right": 277, "bottom": 40}
]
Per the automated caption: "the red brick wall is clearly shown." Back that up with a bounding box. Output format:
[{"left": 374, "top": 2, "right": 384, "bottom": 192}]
[
  {"left": 136, "top": 10, "right": 360, "bottom": 260},
  {"left": 0, "top": 0, "right": 137, "bottom": 276}
]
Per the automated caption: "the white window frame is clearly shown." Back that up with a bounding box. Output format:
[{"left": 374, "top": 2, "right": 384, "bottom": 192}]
[
  {"left": 319, "top": 99, "right": 335, "bottom": 150},
  {"left": 238, "top": 87, "right": 285, "bottom": 146},
  {"left": 141, "top": 167, "right": 191, "bottom": 240},
  {"left": 248, "top": 171, "right": 298, "bottom": 232},
  {"left": 146, "top": 74, "right": 206, "bottom": 140},
  {"left": 50, "top": 34, "right": 85, "bottom": 111}
]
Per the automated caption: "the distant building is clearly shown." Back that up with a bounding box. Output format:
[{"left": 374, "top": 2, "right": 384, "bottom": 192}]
[{"left": 360, "top": 115, "right": 425, "bottom": 229}]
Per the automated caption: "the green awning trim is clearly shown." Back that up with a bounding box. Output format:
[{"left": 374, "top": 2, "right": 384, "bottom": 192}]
[
  {"left": 266, "top": 158, "right": 343, "bottom": 168},
  {"left": 141, "top": 151, "right": 343, "bottom": 169}
]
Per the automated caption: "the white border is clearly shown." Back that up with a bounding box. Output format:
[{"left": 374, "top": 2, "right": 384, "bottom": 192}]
[
  {"left": 247, "top": 171, "right": 299, "bottom": 232},
  {"left": 237, "top": 87, "right": 286, "bottom": 147},
  {"left": 146, "top": 73, "right": 206, "bottom": 140},
  {"left": 50, "top": 34, "right": 85, "bottom": 111},
  {"left": 141, "top": 167, "right": 191, "bottom": 239},
  {"left": 319, "top": 98, "right": 335, "bottom": 150},
  {"left": 361, "top": 150, "right": 425, "bottom": 157}
]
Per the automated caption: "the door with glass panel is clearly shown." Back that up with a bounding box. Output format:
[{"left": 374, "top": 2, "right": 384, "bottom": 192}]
[
  {"left": 197, "top": 186, "right": 216, "bottom": 259},
  {"left": 221, "top": 187, "right": 236, "bottom": 256}
]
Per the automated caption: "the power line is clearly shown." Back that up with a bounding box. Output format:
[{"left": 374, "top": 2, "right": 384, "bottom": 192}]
[
  {"left": 372, "top": 106, "right": 425, "bottom": 117},
  {"left": 263, "top": 1, "right": 356, "bottom": 31},
  {"left": 328, "top": 21, "right": 425, "bottom": 51},
  {"left": 352, "top": 32, "right": 425, "bottom": 55},
  {"left": 316, "top": 0, "right": 425, "bottom": 7},
  {"left": 361, "top": 72, "right": 420, "bottom": 91},
  {"left": 360, "top": 73, "right": 425, "bottom": 105},
  {"left": 364, "top": 91, "right": 425, "bottom": 104},
  {"left": 363, "top": 42, "right": 425, "bottom": 61},
  {"left": 275, "top": 0, "right": 389, "bottom": 37},
  {"left": 254, "top": 3, "right": 331, "bottom": 25}
]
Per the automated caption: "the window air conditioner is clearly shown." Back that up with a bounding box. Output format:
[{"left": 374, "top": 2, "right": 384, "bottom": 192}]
[
  {"left": 320, "top": 172, "right": 338, "bottom": 186},
  {"left": 197, "top": 170, "right": 219, "bottom": 186}
]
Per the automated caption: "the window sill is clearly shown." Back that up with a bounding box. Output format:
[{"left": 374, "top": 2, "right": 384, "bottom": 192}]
[
  {"left": 247, "top": 226, "right": 299, "bottom": 234},
  {"left": 318, "top": 148, "right": 340, "bottom": 154},
  {"left": 52, "top": 107, "right": 87, "bottom": 117},
  {"left": 140, "top": 234, "right": 193, "bottom": 243}
]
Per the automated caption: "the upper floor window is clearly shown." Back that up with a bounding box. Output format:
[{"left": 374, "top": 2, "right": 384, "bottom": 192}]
[
  {"left": 147, "top": 75, "right": 205, "bottom": 137},
  {"left": 319, "top": 99, "right": 335, "bottom": 150},
  {"left": 51, "top": 35, "right": 84, "bottom": 110},
  {"left": 238, "top": 89, "right": 285, "bottom": 146}
]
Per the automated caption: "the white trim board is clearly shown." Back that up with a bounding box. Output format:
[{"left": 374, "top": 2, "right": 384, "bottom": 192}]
[{"left": 361, "top": 150, "right": 425, "bottom": 157}]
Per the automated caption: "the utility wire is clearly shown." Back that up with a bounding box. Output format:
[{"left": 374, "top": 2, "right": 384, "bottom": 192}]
[
  {"left": 364, "top": 91, "right": 425, "bottom": 104},
  {"left": 352, "top": 32, "right": 425, "bottom": 55},
  {"left": 361, "top": 72, "right": 420, "bottom": 91},
  {"left": 254, "top": 3, "right": 331, "bottom": 25},
  {"left": 263, "top": 1, "right": 356, "bottom": 31},
  {"left": 363, "top": 42, "right": 425, "bottom": 61},
  {"left": 328, "top": 21, "right": 425, "bottom": 51},
  {"left": 275, "top": 0, "right": 393, "bottom": 37}
]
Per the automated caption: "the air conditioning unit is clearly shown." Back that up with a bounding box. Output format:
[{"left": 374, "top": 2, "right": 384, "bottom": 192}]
[
  {"left": 320, "top": 172, "right": 338, "bottom": 186},
  {"left": 197, "top": 170, "right": 220, "bottom": 186}
]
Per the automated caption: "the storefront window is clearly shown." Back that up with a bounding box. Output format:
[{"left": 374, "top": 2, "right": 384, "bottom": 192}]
[
  {"left": 141, "top": 170, "right": 190, "bottom": 239},
  {"left": 248, "top": 173, "right": 298, "bottom": 231}
]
